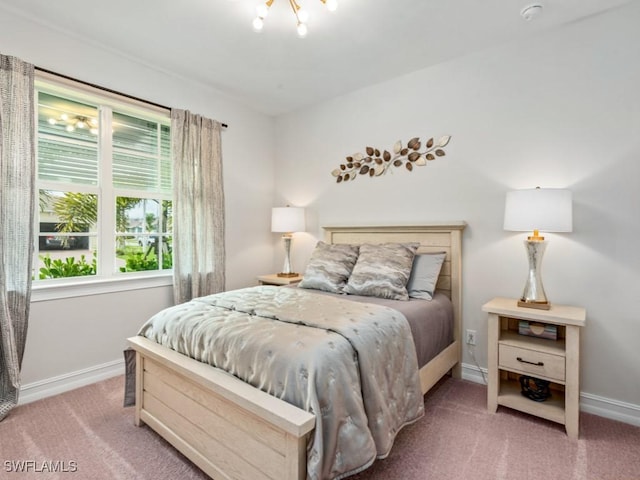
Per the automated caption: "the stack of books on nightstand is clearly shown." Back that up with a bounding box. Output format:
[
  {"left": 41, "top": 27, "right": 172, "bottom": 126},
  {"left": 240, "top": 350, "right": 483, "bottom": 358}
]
[{"left": 518, "top": 320, "right": 557, "bottom": 340}]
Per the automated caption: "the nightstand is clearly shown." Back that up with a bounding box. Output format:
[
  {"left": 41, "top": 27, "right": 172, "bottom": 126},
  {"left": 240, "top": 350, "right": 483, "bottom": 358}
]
[
  {"left": 257, "top": 274, "right": 303, "bottom": 286},
  {"left": 483, "top": 297, "right": 586, "bottom": 439}
]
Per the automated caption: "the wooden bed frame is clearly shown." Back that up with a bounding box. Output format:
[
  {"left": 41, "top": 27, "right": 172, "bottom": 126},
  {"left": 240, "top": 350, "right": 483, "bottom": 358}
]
[{"left": 128, "top": 223, "right": 466, "bottom": 480}]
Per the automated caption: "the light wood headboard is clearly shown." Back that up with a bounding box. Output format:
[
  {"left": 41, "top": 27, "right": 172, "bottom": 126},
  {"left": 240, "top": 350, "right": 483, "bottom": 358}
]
[{"left": 324, "top": 223, "right": 466, "bottom": 354}]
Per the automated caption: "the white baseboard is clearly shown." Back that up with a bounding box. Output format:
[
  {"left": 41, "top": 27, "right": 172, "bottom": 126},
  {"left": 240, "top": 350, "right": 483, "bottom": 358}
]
[
  {"left": 580, "top": 392, "right": 640, "bottom": 427},
  {"left": 461, "top": 361, "right": 489, "bottom": 385},
  {"left": 461, "top": 362, "right": 640, "bottom": 427},
  {"left": 19, "top": 359, "right": 125, "bottom": 405}
]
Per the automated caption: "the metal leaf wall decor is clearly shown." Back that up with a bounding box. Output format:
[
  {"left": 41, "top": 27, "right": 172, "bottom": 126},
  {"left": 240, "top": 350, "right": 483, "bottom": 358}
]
[{"left": 331, "top": 135, "right": 451, "bottom": 183}]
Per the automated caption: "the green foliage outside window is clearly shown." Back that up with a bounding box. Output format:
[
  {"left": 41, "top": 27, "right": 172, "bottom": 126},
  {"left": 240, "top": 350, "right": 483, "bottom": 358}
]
[
  {"left": 119, "top": 252, "right": 172, "bottom": 273},
  {"left": 39, "top": 253, "right": 97, "bottom": 279},
  {"left": 119, "top": 237, "right": 172, "bottom": 272}
]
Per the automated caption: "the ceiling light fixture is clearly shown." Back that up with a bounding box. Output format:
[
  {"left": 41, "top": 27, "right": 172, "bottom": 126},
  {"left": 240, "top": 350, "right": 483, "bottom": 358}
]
[
  {"left": 47, "top": 114, "right": 99, "bottom": 134},
  {"left": 253, "top": 0, "right": 338, "bottom": 37}
]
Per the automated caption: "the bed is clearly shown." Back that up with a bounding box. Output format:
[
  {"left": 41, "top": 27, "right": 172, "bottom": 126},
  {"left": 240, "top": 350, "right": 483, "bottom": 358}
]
[{"left": 127, "top": 223, "right": 465, "bottom": 480}]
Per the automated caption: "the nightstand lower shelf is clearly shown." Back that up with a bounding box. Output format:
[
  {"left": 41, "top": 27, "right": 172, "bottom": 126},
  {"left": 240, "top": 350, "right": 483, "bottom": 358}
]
[{"left": 497, "top": 377, "right": 565, "bottom": 425}]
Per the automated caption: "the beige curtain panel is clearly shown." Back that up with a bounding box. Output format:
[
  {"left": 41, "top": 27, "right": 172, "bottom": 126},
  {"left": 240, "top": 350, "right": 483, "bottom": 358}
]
[
  {"left": 0, "top": 54, "right": 36, "bottom": 421},
  {"left": 171, "top": 109, "right": 225, "bottom": 304}
]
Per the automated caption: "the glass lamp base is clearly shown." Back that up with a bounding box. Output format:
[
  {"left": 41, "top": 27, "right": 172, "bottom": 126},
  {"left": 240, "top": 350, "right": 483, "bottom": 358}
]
[
  {"left": 519, "top": 239, "right": 551, "bottom": 310},
  {"left": 278, "top": 235, "right": 298, "bottom": 278}
]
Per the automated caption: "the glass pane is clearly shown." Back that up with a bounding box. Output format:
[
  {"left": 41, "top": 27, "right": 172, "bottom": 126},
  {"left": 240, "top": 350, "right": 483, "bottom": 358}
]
[
  {"left": 115, "top": 197, "right": 160, "bottom": 234},
  {"left": 161, "top": 200, "right": 172, "bottom": 233},
  {"left": 38, "top": 92, "right": 99, "bottom": 142},
  {"left": 117, "top": 234, "right": 171, "bottom": 273},
  {"left": 36, "top": 189, "right": 98, "bottom": 281},
  {"left": 112, "top": 113, "right": 170, "bottom": 193},
  {"left": 116, "top": 197, "right": 172, "bottom": 273},
  {"left": 38, "top": 138, "right": 99, "bottom": 185},
  {"left": 39, "top": 189, "right": 97, "bottom": 234},
  {"left": 160, "top": 235, "right": 173, "bottom": 270},
  {"left": 160, "top": 124, "right": 172, "bottom": 191},
  {"left": 113, "top": 152, "right": 160, "bottom": 191},
  {"left": 113, "top": 112, "right": 158, "bottom": 155},
  {"left": 36, "top": 241, "right": 97, "bottom": 280},
  {"left": 38, "top": 92, "right": 99, "bottom": 186},
  {"left": 115, "top": 233, "right": 143, "bottom": 272}
]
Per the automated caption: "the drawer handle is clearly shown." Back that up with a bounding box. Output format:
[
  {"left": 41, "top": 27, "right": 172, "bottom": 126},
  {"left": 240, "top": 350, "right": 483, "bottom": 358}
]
[{"left": 516, "top": 357, "right": 544, "bottom": 367}]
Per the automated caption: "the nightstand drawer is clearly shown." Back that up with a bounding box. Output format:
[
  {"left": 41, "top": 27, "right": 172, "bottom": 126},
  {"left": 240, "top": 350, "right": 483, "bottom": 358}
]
[{"left": 499, "top": 344, "right": 565, "bottom": 382}]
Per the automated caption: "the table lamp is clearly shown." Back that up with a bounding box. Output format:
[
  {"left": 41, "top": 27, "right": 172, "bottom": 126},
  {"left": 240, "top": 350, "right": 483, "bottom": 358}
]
[
  {"left": 503, "top": 187, "right": 572, "bottom": 310},
  {"left": 271, "top": 206, "right": 306, "bottom": 277}
]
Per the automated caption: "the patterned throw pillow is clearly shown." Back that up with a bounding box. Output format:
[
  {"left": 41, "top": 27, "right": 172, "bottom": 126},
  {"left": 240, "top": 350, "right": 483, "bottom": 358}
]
[
  {"left": 406, "top": 252, "right": 446, "bottom": 300},
  {"left": 298, "top": 242, "right": 359, "bottom": 293},
  {"left": 344, "top": 243, "right": 419, "bottom": 300}
]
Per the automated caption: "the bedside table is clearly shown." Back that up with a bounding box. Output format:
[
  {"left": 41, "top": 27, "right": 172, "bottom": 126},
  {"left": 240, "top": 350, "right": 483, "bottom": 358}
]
[
  {"left": 257, "top": 274, "right": 303, "bottom": 286},
  {"left": 483, "top": 297, "right": 586, "bottom": 439}
]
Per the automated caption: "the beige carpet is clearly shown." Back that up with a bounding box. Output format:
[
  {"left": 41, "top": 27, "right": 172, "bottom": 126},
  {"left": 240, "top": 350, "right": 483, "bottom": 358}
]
[{"left": 1, "top": 375, "right": 639, "bottom": 479}]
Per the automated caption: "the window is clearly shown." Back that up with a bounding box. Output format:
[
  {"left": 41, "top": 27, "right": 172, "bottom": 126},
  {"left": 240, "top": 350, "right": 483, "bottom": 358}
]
[{"left": 34, "top": 79, "right": 172, "bottom": 285}]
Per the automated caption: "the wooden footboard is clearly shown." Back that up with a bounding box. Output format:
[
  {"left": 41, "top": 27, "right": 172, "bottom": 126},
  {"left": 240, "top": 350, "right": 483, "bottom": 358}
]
[
  {"left": 128, "top": 336, "right": 315, "bottom": 480},
  {"left": 129, "top": 334, "right": 459, "bottom": 480}
]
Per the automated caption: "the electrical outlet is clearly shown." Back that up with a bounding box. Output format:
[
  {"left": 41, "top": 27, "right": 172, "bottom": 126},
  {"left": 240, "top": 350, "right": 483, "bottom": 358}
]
[{"left": 466, "top": 329, "right": 477, "bottom": 346}]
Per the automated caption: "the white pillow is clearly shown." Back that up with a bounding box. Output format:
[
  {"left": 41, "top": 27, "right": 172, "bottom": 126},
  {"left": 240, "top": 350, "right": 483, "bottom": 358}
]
[{"left": 407, "top": 252, "right": 446, "bottom": 300}]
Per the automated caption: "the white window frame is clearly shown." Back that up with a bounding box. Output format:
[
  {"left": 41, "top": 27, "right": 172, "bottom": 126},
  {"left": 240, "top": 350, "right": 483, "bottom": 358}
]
[{"left": 32, "top": 72, "right": 173, "bottom": 302}]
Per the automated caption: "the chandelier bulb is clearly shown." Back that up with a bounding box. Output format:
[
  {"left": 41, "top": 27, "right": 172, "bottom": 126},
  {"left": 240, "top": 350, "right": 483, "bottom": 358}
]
[
  {"left": 297, "top": 8, "right": 309, "bottom": 23},
  {"left": 296, "top": 22, "right": 308, "bottom": 37},
  {"left": 66, "top": 124, "right": 75, "bottom": 133},
  {"left": 256, "top": 3, "right": 269, "bottom": 18},
  {"left": 326, "top": 0, "right": 338, "bottom": 12},
  {"left": 47, "top": 118, "right": 57, "bottom": 125},
  {"left": 252, "top": 16, "right": 265, "bottom": 32}
]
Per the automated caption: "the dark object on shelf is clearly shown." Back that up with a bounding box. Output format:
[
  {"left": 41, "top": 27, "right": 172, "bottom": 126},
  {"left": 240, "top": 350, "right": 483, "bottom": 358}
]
[{"left": 519, "top": 375, "right": 551, "bottom": 402}]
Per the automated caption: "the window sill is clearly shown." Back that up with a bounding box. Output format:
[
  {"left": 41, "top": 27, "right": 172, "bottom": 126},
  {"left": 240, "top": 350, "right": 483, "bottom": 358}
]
[{"left": 31, "top": 273, "right": 173, "bottom": 302}]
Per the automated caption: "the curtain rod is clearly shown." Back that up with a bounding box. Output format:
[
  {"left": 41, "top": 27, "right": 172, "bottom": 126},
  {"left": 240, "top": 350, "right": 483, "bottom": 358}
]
[{"left": 35, "top": 66, "right": 229, "bottom": 129}]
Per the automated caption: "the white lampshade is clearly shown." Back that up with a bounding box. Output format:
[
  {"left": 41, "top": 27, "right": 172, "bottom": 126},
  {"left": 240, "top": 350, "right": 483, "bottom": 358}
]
[
  {"left": 271, "top": 206, "right": 305, "bottom": 233},
  {"left": 504, "top": 188, "right": 572, "bottom": 233}
]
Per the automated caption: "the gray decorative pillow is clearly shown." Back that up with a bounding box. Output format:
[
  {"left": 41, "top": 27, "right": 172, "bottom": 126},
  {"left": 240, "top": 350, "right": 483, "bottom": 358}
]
[
  {"left": 298, "top": 242, "right": 359, "bottom": 293},
  {"left": 344, "top": 243, "right": 419, "bottom": 300},
  {"left": 407, "top": 252, "right": 446, "bottom": 300}
]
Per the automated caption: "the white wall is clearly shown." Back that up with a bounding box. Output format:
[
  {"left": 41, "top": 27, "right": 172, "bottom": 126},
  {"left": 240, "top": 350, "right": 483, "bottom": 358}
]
[
  {"left": 0, "top": 9, "right": 277, "bottom": 391},
  {"left": 275, "top": 2, "right": 640, "bottom": 413}
]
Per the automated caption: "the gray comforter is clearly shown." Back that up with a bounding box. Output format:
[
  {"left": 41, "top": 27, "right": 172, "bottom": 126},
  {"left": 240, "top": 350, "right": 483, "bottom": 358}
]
[{"left": 137, "top": 286, "right": 424, "bottom": 480}]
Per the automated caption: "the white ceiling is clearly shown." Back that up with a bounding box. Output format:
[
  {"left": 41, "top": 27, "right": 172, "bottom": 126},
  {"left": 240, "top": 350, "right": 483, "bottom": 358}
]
[{"left": 0, "top": 0, "right": 631, "bottom": 115}]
